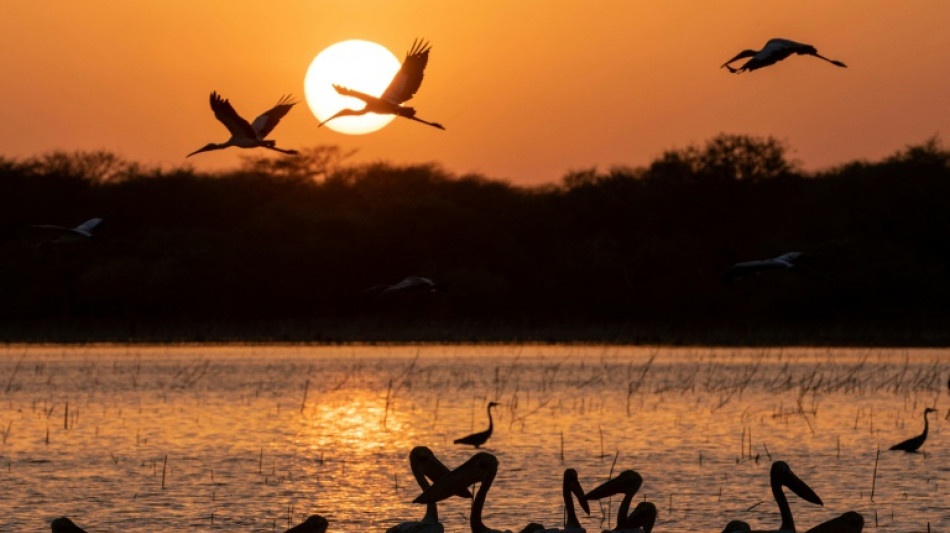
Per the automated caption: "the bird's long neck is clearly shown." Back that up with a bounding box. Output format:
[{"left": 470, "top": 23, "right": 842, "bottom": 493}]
[
  {"left": 487, "top": 405, "right": 495, "bottom": 433},
  {"left": 411, "top": 463, "right": 439, "bottom": 523},
  {"left": 772, "top": 475, "right": 795, "bottom": 532},
  {"left": 616, "top": 490, "right": 635, "bottom": 529},
  {"left": 922, "top": 411, "right": 931, "bottom": 439},
  {"left": 470, "top": 467, "right": 496, "bottom": 533},
  {"left": 563, "top": 482, "right": 580, "bottom": 528}
]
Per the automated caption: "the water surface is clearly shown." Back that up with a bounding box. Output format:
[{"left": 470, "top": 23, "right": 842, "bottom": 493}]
[{"left": 1, "top": 345, "right": 947, "bottom": 532}]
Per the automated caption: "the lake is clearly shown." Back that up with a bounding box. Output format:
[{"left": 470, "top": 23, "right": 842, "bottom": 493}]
[{"left": 1, "top": 345, "right": 947, "bottom": 532}]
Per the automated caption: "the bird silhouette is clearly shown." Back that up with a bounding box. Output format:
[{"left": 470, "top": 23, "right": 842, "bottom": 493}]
[
  {"left": 722, "top": 251, "right": 803, "bottom": 284},
  {"left": 319, "top": 39, "right": 444, "bottom": 130},
  {"left": 890, "top": 407, "right": 938, "bottom": 452},
  {"left": 454, "top": 402, "right": 500, "bottom": 448},
  {"left": 188, "top": 92, "right": 298, "bottom": 157},
  {"left": 721, "top": 39, "right": 847, "bottom": 73},
  {"left": 583, "top": 470, "right": 648, "bottom": 533},
  {"left": 803, "top": 512, "right": 864, "bottom": 533},
  {"left": 31, "top": 218, "right": 103, "bottom": 244},
  {"left": 723, "top": 461, "right": 823, "bottom": 533},
  {"left": 535, "top": 469, "right": 590, "bottom": 533},
  {"left": 387, "top": 446, "right": 472, "bottom": 533}
]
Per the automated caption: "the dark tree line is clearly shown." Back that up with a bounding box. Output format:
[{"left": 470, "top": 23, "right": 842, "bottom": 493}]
[{"left": 1, "top": 134, "right": 948, "bottom": 343}]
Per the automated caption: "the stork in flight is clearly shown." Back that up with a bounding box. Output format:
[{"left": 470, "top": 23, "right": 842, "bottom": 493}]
[
  {"left": 721, "top": 39, "right": 847, "bottom": 73},
  {"left": 319, "top": 39, "right": 445, "bottom": 130},
  {"left": 32, "top": 218, "right": 103, "bottom": 243},
  {"left": 722, "top": 251, "right": 804, "bottom": 284},
  {"left": 188, "top": 92, "right": 298, "bottom": 157}
]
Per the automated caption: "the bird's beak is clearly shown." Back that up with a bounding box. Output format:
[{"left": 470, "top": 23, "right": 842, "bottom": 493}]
[
  {"left": 626, "top": 503, "right": 657, "bottom": 531},
  {"left": 781, "top": 467, "right": 823, "bottom": 506},
  {"left": 414, "top": 453, "right": 494, "bottom": 504},
  {"left": 186, "top": 144, "right": 215, "bottom": 158},
  {"left": 423, "top": 457, "right": 473, "bottom": 499},
  {"left": 585, "top": 471, "right": 642, "bottom": 501},
  {"left": 570, "top": 474, "right": 590, "bottom": 515}
]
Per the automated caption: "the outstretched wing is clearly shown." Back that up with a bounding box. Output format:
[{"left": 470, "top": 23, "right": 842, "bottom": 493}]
[
  {"left": 73, "top": 218, "right": 103, "bottom": 236},
  {"left": 209, "top": 92, "right": 257, "bottom": 140},
  {"left": 332, "top": 84, "right": 377, "bottom": 104},
  {"left": 381, "top": 39, "right": 432, "bottom": 105},
  {"left": 251, "top": 95, "right": 297, "bottom": 139}
]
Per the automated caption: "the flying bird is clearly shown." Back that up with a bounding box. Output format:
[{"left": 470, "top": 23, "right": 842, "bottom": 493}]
[
  {"left": 724, "top": 461, "right": 823, "bottom": 533},
  {"left": 319, "top": 39, "right": 445, "bottom": 130},
  {"left": 721, "top": 39, "right": 847, "bottom": 73},
  {"left": 454, "top": 401, "right": 501, "bottom": 448},
  {"left": 387, "top": 446, "right": 472, "bottom": 533},
  {"left": 889, "top": 407, "right": 938, "bottom": 453},
  {"left": 382, "top": 276, "right": 438, "bottom": 296},
  {"left": 32, "top": 218, "right": 103, "bottom": 243},
  {"left": 722, "top": 251, "right": 804, "bottom": 284},
  {"left": 188, "top": 92, "right": 298, "bottom": 157}
]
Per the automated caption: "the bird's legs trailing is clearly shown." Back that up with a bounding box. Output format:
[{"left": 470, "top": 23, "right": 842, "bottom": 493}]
[
  {"left": 407, "top": 115, "right": 445, "bottom": 130},
  {"left": 810, "top": 52, "right": 847, "bottom": 68},
  {"left": 263, "top": 145, "right": 299, "bottom": 155}
]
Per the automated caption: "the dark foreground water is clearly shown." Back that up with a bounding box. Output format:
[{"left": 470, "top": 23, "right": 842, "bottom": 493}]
[{"left": 0, "top": 345, "right": 947, "bottom": 532}]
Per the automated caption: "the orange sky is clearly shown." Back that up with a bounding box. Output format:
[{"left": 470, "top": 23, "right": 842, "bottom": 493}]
[{"left": 2, "top": 1, "right": 948, "bottom": 185}]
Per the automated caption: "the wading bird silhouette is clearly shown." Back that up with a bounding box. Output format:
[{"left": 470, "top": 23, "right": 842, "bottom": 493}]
[
  {"left": 454, "top": 402, "right": 500, "bottom": 448},
  {"left": 319, "top": 39, "right": 445, "bottom": 130},
  {"left": 722, "top": 251, "right": 803, "bottom": 284},
  {"left": 188, "top": 92, "right": 298, "bottom": 157},
  {"left": 721, "top": 39, "right": 847, "bottom": 73},
  {"left": 803, "top": 511, "right": 864, "bottom": 533},
  {"left": 724, "top": 461, "right": 823, "bottom": 533},
  {"left": 32, "top": 218, "right": 103, "bottom": 243},
  {"left": 414, "top": 452, "right": 541, "bottom": 533},
  {"left": 584, "top": 470, "right": 654, "bottom": 533},
  {"left": 387, "top": 446, "right": 472, "bottom": 533},
  {"left": 890, "top": 407, "right": 938, "bottom": 452},
  {"left": 536, "top": 469, "right": 591, "bottom": 533}
]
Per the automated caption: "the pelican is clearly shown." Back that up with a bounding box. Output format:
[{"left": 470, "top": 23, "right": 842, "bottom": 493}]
[
  {"left": 722, "top": 521, "right": 751, "bottom": 533},
  {"left": 536, "top": 469, "right": 591, "bottom": 533},
  {"left": 722, "top": 251, "right": 803, "bottom": 284},
  {"left": 803, "top": 512, "right": 864, "bottom": 533},
  {"left": 583, "top": 470, "right": 648, "bottom": 533},
  {"left": 387, "top": 446, "right": 473, "bottom": 533},
  {"left": 51, "top": 518, "right": 88, "bottom": 533},
  {"left": 725, "top": 461, "right": 823, "bottom": 533},
  {"left": 889, "top": 407, "right": 938, "bottom": 453},
  {"left": 414, "top": 452, "right": 540, "bottom": 533},
  {"left": 319, "top": 39, "right": 445, "bottom": 130},
  {"left": 188, "top": 92, "right": 298, "bottom": 157},
  {"left": 32, "top": 217, "right": 103, "bottom": 244},
  {"left": 454, "top": 402, "right": 501, "bottom": 448},
  {"left": 721, "top": 39, "right": 847, "bottom": 73}
]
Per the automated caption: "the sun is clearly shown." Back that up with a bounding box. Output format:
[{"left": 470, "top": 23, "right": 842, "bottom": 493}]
[{"left": 304, "top": 40, "right": 401, "bottom": 135}]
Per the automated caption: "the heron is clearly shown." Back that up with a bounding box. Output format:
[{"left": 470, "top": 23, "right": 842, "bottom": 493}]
[
  {"left": 387, "top": 446, "right": 473, "bottom": 533},
  {"left": 32, "top": 218, "right": 103, "bottom": 243},
  {"left": 413, "top": 452, "right": 542, "bottom": 533},
  {"left": 724, "top": 461, "right": 823, "bottom": 533},
  {"left": 803, "top": 512, "right": 864, "bottom": 533},
  {"left": 319, "top": 39, "right": 445, "bottom": 130},
  {"left": 188, "top": 92, "right": 298, "bottom": 157},
  {"left": 536, "top": 469, "right": 591, "bottom": 533},
  {"left": 721, "top": 39, "right": 847, "bottom": 73},
  {"left": 583, "top": 470, "right": 651, "bottom": 533},
  {"left": 722, "top": 251, "right": 803, "bottom": 284},
  {"left": 889, "top": 407, "right": 938, "bottom": 453},
  {"left": 454, "top": 402, "right": 501, "bottom": 448}
]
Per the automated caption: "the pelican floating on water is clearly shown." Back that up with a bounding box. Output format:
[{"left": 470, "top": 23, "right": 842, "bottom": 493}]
[
  {"left": 536, "top": 468, "right": 591, "bottom": 533},
  {"left": 319, "top": 39, "right": 445, "bottom": 130},
  {"left": 726, "top": 461, "right": 823, "bottom": 533},
  {"left": 414, "top": 452, "right": 540, "bottom": 533},
  {"left": 721, "top": 39, "right": 847, "bottom": 73},
  {"left": 454, "top": 402, "right": 501, "bottom": 448},
  {"left": 583, "top": 470, "right": 652, "bottom": 533},
  {"left": 889, "top": 407, "right": 938, "bottom": 453},
  {"left": 387, "top": 446, "right": 473, "bottom": 533},
  {"left": 51, "top": 518, "right": 88, "bottom": 533},
  {"left": 803, "top": 511, "right": 864, "bottom": 533},
  {"left": 188, "top": 92, "right": 298, "bottom": 157}
]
